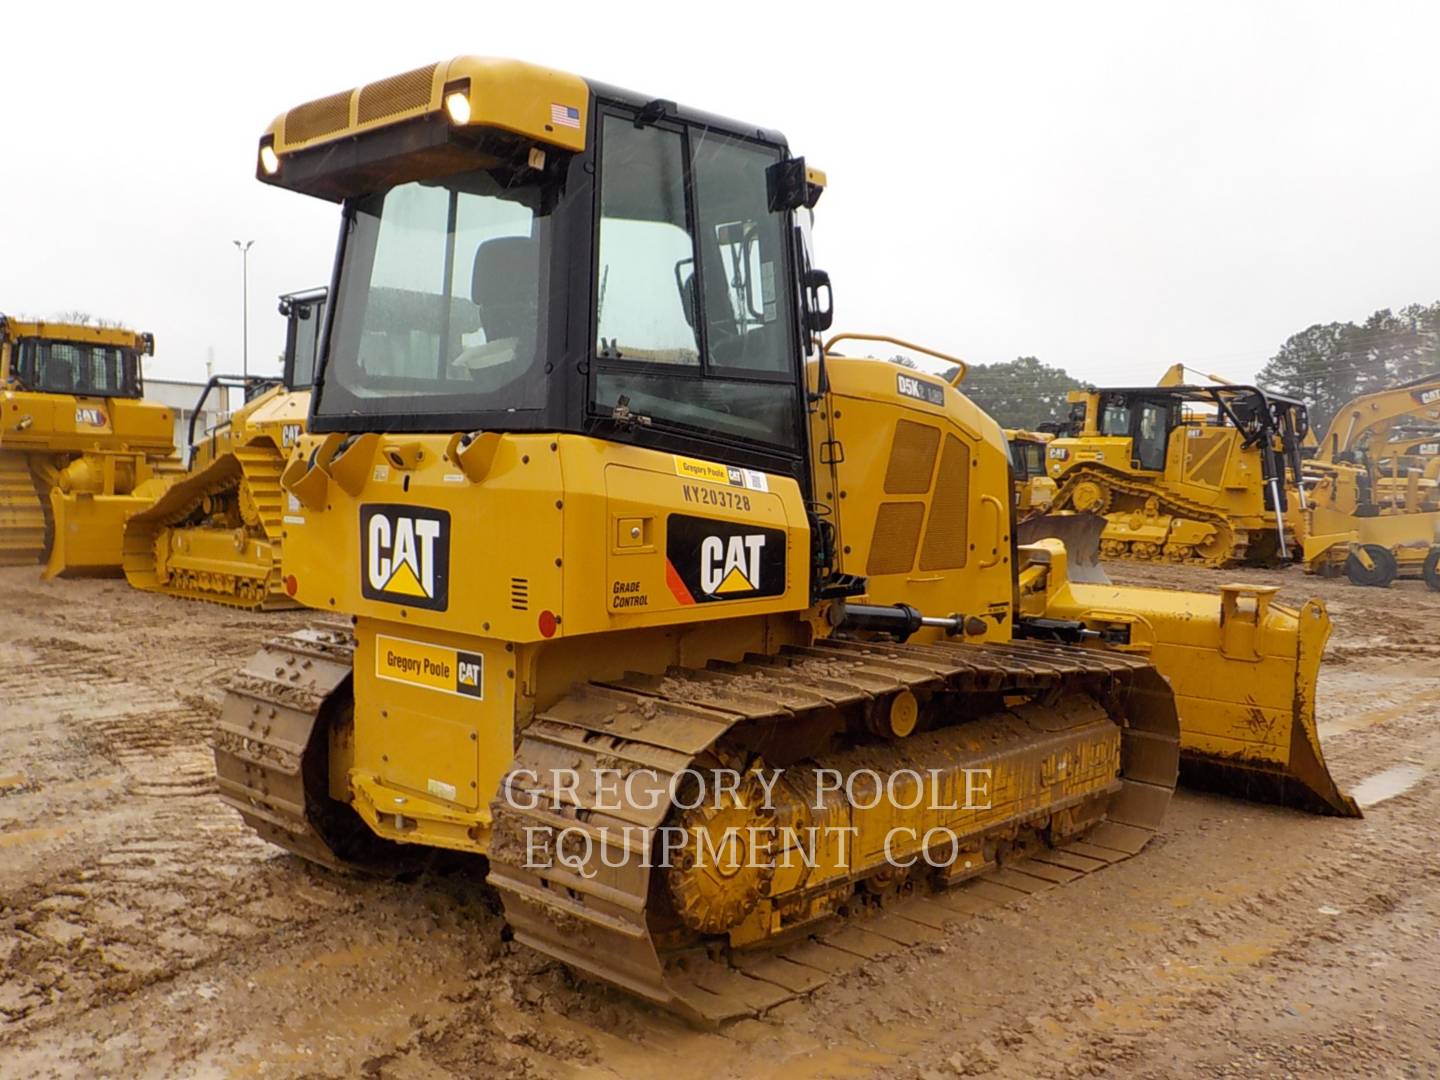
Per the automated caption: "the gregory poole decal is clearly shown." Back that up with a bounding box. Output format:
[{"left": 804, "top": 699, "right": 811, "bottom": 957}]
[
  {"left": 375, "top": 634, "right": 482, "bottom": 699},
  {"left": 664, "top": 514, "right": 786, "bottom": 604},
  {"left": 360, "top": 505, "right": 450, "bottom": 611}
]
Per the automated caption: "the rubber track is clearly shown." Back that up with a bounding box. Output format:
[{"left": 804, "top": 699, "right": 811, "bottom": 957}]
[
  {"left": 488, "top": 637, "right": 1180, "bottom": 1026},
  {"left": 1052, "top": 464, "right": 1250, "bottom": 568}
]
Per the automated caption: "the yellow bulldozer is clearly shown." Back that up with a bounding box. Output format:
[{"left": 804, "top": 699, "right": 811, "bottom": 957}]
[
  {"left": 216, "top": 57, "right": 1355, "bottom": 1026},
  {"left": 1006, "top": 429, "right": 1056, "bottom": 513},
  {"left": 1301, "top": 375, "right": 1440, "bottom": 589},
  {"left": 1041, "top": 383, "right": 1310, "bottom": 566},
  {"left": 0, "top": 315, "right": 177, "bottom": 575},
  {"left": 122, "top": 288, "right": 325, "bottom": 609}
]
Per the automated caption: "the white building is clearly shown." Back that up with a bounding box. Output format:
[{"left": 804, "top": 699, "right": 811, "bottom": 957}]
[{"left": 144, "top": 379, "right": 234, "bottom": 452}]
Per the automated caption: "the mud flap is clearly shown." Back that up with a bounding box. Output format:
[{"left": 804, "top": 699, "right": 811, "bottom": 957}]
[{"left": 1019, "top": 539, "right": 1360, "bottom": 817}]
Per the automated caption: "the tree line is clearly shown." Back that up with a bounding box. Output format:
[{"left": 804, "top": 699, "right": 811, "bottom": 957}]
[{"left": 889, "top": 299, "right": 1440, "bottom": 433}]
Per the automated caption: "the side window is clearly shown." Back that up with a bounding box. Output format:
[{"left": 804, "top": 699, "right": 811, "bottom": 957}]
[
  {"left": 592, "top": 113, "right": 799, "bottom": 451},
  {"left": 595, "top": 118, "right": 698, "bottom": 364},
  {"left": 1135, "top": 403, "right": 1169, "bottom": 470},
  {"left": 1024, "top": 443, "right": 1045, "bottom": 475},
  {"left": 692, "top": 132, "right": 791, "bottom": 374},
  {"left": 1100, "top": 403, "right": 1131, "bottom": 437}
]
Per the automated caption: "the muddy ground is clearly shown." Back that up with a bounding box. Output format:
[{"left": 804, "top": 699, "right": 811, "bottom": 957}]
[{"left": 1, "top": 563, "right": 1437, "bottom": 1079}]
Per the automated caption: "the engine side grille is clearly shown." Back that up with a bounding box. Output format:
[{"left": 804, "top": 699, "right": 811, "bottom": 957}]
[
  {"left": 866, "top": 502, "right": 926, "bottom": 575},
  {"left": 919, "top": 434, "right": 970, "bottom": 570},
  {"left": 883, "top": 420, "right": 941, "bottom": 494}
]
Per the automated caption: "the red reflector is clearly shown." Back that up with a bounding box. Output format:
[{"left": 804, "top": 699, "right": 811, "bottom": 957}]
[
  {"left": 538, "top": 609, "right": 558, "bottom": 638},
  {"left": 284, "top": 574, "right": 299, "bottom": 596}
]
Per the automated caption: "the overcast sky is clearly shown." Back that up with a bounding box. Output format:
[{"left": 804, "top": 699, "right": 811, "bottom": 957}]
[{"left": 4, "top": 1, "right": 1437, "bottom": 389}]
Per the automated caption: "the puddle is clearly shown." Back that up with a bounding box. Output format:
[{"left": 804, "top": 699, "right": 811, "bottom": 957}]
[{"left": 1350, "top": 764, "right": 1428, "bottom": 808}]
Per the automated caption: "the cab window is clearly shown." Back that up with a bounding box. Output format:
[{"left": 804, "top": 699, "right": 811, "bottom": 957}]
[
  {"left": 1100, "top": 402, "right": 1131, "bottom": 436},
  {"left": 592, "top": 113, "right": 799, "bottom": 451},
  {"left": 14, "top": 339, "right": 140, "bottom": 398},
  {"left": 1134, "top": 402, "right": 1169, "bottom": 470}
]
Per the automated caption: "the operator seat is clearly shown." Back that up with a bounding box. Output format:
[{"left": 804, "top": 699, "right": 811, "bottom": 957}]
[{"left": 471, "top": 235, "right": 539, "bottom": 345}]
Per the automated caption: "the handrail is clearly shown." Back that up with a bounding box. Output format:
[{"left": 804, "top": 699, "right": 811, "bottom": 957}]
[{"left": 822, "top": 332, "right": 968, "bottom": 385}]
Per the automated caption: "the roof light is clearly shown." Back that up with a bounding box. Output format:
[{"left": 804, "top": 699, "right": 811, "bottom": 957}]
[
  {"left": 445, "top": 91, "right": 472, "bottom": 125},
  {"left": 259, "top": 144, "right": 280, "bottom": 175}
]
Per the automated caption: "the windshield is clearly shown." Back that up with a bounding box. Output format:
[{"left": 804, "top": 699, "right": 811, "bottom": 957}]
[
  {"left": 13, "top": 339, "right": 141, "bottom": 397},
  {"left": 319, "top": 168, "right": 551, "bottom": 421}
]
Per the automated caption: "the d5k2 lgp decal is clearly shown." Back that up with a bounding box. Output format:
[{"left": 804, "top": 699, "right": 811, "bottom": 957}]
[
  {"left": 665, "top": 514, "right": 786, "bottom": 604},
  {"left": 360, "top": 504, "right": 451, "bottom": 611}
]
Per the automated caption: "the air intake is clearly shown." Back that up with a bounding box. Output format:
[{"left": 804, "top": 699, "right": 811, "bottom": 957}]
[
  {"left": 510, "top": 578, "right": 530, "bottom": 611},
  {"left": 284, "top": 90, "right": 352, "bottom": 145},
  {"left": 357, "top": 64, "right": 438, "bottom": 125}
]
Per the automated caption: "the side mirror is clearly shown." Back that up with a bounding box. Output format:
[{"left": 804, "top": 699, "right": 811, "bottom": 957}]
[
  {"left": 803, "top": 268, "right": 834, "bottom": 333},
  {"left": 767, "top": 158, "right": 808, "bottom": 213}
]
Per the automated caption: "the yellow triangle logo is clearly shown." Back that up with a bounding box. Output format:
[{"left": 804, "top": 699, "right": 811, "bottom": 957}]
[
  {"left": 714, "top": 566, "right": 755, "bottom": 594},
  {"left": 383, "top": 559, "right": 430, "bottom": 598}
]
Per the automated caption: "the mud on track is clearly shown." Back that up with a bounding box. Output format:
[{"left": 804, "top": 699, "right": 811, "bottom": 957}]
[{"left": 2, "top": 565, "right": 1438, "bottom": 1078}]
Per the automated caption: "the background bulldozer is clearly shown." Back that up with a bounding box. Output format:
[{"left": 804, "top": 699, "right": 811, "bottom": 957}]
[
  {"left": 0, "top": 314, "right": 178, "bottom": 576},
  {"left": 1007, "top": 429, "right": 1056, "bottom": 513},
  {"left": 1039, "top": 383, "right": 1310, "bottom": 567},
  {"left": 215, "top": 56, "right": 1355, "bottom": 1027},
  {"left": 122, "top": 288, "right": 324, "bottom": 609}
]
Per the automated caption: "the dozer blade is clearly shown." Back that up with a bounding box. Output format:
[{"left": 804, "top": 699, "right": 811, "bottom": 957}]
[
  {"left": 42, "top": 486, "right": 155, "bottom": 579},
  {"left": 1020, "top": 539, "right": 1359, "bottom": 817},
  {"left": 1018, "top": 512, "right": 1110, "bottom": 583}
]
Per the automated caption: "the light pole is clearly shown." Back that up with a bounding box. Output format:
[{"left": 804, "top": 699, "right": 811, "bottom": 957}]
[{"left": 232, "top": 239, "right": 254, "bottom": 378}]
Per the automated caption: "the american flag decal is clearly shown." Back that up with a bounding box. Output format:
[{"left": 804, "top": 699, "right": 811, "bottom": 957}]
[{"left": 550, "top": 103, "right": 581, "bottom": 129}]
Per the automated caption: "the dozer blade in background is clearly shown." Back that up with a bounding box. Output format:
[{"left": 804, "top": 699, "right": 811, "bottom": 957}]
[
  {"left": 43, "top": 485, "right": 156, "bottom": 579},
  {"left": 1019, "top": 538, "right": 1360, "bottom": 817},
  {"left": 1018, "top": 512, "right": 1110, "bottom": 584}
]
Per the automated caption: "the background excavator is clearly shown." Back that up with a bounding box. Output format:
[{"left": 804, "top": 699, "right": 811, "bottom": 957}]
[
  {"left": 1301, "top": 374, "right": 1440, "bottom": 588},
  {"left": 1037, "top": 383, "right": 1310, "bottom": 566},
  {"left": 0, "top": 315, "right": 177, "bottom": 576},
  {"left": 215, "top": 57, "right": 1355, "bottom": 1027},
  {"left": 122, "top": 288, "right": 324, "bottom": 609}
]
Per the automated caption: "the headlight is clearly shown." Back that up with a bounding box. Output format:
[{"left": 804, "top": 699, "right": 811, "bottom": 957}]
[
  {"left": 445, "top": 91, "right": 472, "bottom": 125},
  {"left": 259, "top": 144, "right": 280, "bottom": 175}
]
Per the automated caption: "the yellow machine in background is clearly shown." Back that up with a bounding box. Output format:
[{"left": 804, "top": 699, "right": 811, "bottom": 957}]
[
  {"left": 0, "top": 315, "right": 177, "bottom": 575},
  {"left": 1006, "top": 429, "right": 1055, "bottom": 513},
  {"left": 1043, "top": 383, "right": 1310, "bottom": 566},
  {"left": 1299, "top": 377, "right": 1440, "bottom": 589},
  {"left": 123, "top": 288, "right": 324, "bottom": 609},
  {"left": 1311, "top": 374, "right": 1440, "bottom": 467},
  {"left": 215, "top": 57, "right": 1355, "bottom": 1026}
]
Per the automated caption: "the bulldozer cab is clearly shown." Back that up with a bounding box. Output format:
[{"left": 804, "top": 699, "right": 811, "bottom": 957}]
[
  {"left": 2, "top": 320, "right": 149, "bottom": 400},
  {"left": 285, "top": 90, "right": 818, "bottom": 506},
  {"left": 1093, "top": 395, "right": 1172, "bottom": 471},
  {"left": 1075, "top": 384, "right": 1308, "bottom": 489},
  {"left": 279, "top": 287, "right": 327, "bottom": 392}
]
